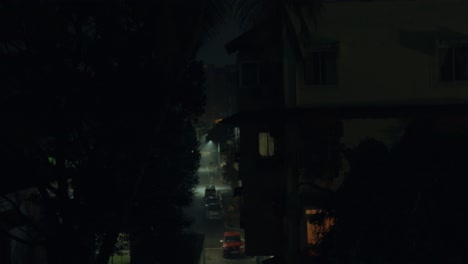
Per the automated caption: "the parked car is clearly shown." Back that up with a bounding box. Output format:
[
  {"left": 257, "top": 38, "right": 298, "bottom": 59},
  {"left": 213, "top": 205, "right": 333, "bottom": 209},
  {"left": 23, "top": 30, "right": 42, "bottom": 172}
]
[
  {"left": 204, "top": 185, "right": 216, "bottom": 202},
  {"left": 204, "top": 195, "right": 221, "bottom": 207},
  {"left": 220, "top": 231, "right": 245, "bottom": 258},
  {"left": 205, "top": 203, "right": 224, "bottom": 220}
]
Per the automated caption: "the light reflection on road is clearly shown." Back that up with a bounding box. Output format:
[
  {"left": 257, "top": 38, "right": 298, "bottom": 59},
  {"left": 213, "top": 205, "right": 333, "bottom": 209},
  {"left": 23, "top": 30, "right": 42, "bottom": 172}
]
[{"left": 182, "top": 147, "right": 255, "bottom": 264}]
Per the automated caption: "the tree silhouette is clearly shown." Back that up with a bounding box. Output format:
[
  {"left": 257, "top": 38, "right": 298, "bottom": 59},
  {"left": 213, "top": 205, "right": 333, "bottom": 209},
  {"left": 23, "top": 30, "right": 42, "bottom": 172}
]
[
  {"left": 331, "top": 119, "right": 468, "bottom": 263},
  {"left": 0, "top": 1, "right": 229, "bottom": 263}
]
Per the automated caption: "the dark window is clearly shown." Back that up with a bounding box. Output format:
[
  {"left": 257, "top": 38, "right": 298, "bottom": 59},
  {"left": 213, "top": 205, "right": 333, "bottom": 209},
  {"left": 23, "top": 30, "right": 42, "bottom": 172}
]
[
  {"left": 259, "top": 63, "right": 274, "bottom": 86},
  {"left": 225, "top": 236, "right": 241, "bottom": 243},
  {"left": 439, "top": 45, "right": 468, "bottom": 82},
  {"left": 207, "top": 204, "right": 222, "bottom": 211},
  {"left": 304, "top": 50, "right": 338, "bottom": 85},
  {"left": 204, "top": 186, "right": 216, "bottom": 197},
  {"left": 242, "top": 63, "right": 258, "bottom": 86}
]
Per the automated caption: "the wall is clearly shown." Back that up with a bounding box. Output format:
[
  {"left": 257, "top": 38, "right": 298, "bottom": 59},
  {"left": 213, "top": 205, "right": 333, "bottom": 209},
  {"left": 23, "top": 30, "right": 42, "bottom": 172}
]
[{"left": 292, "top": 0, "right": 468, "bottom": 106}]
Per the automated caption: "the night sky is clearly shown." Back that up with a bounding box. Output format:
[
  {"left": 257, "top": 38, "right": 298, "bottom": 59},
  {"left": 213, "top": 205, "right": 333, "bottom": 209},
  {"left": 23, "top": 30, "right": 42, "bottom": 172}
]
[{"left": 197, "top": 17, "right": 241, "bottom": 66}]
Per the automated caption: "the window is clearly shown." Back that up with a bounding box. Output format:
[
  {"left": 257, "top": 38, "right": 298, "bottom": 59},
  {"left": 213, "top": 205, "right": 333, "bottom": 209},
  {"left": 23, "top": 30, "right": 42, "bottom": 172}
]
[
  {"left": 302, "top": 208, "right": 335, "bottom": 257},
  {"left": 304, "top": 48, "right": 338, "bottom": 86},
  {"left": 207, "top": 204, "right": 222, "bottom": 211},
  {"left": 234, "top": 126, "right": 240, "bottom": 152},
  {"left": 225, "top": 236, "right": 241, "bottom": 243},
  {"left": 258, "top": 132, "right": 275, "bottom": 157},
  {"left": 305, "top": 209, "right": 334, "bottom": 245},
  {"left": 241, "top": 62, "right": 258, "bottom": 86},
  {"left": 438, "top": 42, "right": 468, "bottom": 82},
  {"left": 259, "top": 62, "right": 275, "bottom": 86},
  {"left": 241, "top": 62, "right": 280, "bottom": 98}
]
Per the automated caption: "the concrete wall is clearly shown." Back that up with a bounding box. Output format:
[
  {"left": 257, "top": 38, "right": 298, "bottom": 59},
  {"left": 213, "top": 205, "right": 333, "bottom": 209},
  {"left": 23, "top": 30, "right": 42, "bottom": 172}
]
[
  {"left": 292, "top": 0, "right": 468, "bottom": 106},
  {"left": 342, "top": 117, "right": 407, "bottom": 149},
  {"left": 238, "top": 122, "right": 283, "bottom": 256}
]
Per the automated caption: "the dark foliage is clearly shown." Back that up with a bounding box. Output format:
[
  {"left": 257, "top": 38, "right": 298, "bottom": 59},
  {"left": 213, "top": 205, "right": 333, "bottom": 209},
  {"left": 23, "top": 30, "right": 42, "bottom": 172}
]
[
  {"left": 0, "top": 1, "right": 218, "bottom": 263},
  {"left": 327, "top": 119, "right": 468, "bottom": 263}
]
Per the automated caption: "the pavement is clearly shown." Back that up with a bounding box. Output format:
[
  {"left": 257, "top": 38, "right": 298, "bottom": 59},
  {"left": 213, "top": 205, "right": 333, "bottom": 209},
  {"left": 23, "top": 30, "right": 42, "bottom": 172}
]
[{"left": 183, "top": 164, "right": 257, "bottom": 264}]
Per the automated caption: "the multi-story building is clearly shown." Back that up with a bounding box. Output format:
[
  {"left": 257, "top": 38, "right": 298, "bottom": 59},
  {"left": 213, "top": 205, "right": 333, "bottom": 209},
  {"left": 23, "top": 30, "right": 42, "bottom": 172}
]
[{"left": 220, "top": 0, "right": 468, "bottom": 263}]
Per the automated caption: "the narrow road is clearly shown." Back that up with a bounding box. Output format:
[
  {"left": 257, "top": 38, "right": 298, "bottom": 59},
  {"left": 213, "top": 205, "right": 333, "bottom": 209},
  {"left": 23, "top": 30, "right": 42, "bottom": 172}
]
[{"left": 183, "top": 165, "right": 256, "bottom": 264}]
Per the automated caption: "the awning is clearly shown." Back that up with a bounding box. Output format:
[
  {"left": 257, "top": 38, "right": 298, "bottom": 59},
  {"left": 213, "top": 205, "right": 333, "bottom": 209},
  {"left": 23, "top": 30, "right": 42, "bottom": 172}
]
[
  {"left": 299, "top": 190, "right": 336, "bottom": 209},
  {"left": 218, "top": 103, "right": 468, "bottom": 126},
  {"left": 399, "top": 29, "right": 468, "bottom": 55}
]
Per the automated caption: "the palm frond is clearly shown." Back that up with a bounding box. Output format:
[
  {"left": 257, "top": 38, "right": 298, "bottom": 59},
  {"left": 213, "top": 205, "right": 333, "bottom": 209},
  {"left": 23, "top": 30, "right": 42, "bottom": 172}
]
[
  {"left": 232, "top": 0, "right": 279, "bottom": 31},
  {"left": 203, "top": 0, "right": 231, "bottom": 38},
  {"left": 231, "top": 0, "right": 323, "bottom": 32}
]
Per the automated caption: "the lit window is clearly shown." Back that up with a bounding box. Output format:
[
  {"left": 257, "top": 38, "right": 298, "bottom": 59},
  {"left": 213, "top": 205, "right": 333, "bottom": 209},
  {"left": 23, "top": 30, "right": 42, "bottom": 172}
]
[
  {"left": 258, "top": 132, "right": 275, "bottom": 157},
  {"left": 305, "top": 209, "right": 334, "bottom": 245}
]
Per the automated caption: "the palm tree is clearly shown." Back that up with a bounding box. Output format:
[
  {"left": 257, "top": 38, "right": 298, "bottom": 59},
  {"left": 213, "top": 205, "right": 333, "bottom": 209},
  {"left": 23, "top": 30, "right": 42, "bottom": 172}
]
[{"left": 231, "top": 0, "right": 323, "bottom": 34}]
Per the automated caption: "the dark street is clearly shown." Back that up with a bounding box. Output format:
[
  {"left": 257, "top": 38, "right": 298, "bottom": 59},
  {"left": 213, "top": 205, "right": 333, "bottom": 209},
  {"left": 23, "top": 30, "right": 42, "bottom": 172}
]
[
  {"left": 183, "top": 148, "right": 256, "bottom": 264},
  {"left": 2, "top": 1, "right": 468, "bottom": 263}
]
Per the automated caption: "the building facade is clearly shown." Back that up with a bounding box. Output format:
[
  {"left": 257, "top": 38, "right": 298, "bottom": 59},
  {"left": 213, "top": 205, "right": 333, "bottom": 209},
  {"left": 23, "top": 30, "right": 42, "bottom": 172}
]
[{"left": 222, "top": 0, "right": 468, "bottom": 263}]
